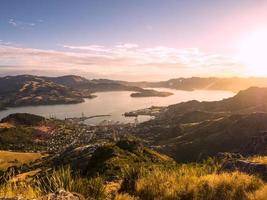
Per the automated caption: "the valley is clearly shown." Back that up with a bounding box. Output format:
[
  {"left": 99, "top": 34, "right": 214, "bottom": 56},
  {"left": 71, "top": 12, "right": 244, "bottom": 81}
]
[
  {"left": 0, "top": 86, "right": 266, "bottom": 199},
  {"left": 0, "top": 75, "right": 173, "bottom": 111},
  {"left": 3, "top": 1, "right": 267, "bottom": 199}
]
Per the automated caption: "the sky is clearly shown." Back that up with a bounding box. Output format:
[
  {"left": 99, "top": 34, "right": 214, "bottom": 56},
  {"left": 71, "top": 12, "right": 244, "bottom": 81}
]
[{"left": 1, "top": 0, "right": 267, "bottom": 81}]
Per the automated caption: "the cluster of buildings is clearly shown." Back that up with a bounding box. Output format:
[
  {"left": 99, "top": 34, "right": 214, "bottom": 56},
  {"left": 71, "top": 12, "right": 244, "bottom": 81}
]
[{"left": 44, "top": 120, "right": 138, "bottom": 153}]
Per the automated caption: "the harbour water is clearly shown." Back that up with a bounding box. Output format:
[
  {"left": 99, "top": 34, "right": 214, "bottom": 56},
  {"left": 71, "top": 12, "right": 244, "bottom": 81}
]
[{"left": 0, "top": 89, "right": 235, "bottom": 124}]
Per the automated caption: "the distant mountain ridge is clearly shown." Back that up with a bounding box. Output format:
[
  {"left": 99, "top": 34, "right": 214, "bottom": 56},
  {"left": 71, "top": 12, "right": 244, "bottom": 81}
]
[
  {"left": 121, "top": 77, "right": 267, "bottom": 92},
  {"left": 0, "top": 75, "right": 142, "bottom": 109},
  {"left": 2, "top": 74, "right": 267, "bottom": 110}
]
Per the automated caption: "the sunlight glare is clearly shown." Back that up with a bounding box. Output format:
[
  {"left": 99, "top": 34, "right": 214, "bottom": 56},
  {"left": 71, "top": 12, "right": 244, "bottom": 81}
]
[{"left": 236, "top": 29, "right": 267, "bottom": 76}]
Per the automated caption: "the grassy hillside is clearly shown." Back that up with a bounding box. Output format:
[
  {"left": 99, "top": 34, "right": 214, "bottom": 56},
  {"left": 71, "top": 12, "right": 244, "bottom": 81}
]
[
  {"left": 0, "top": 75, "right": 173, "bottom": 109},
  {"left": 0, "top": 151, "right": 44, "bottom": 171},
  {"left": 48, "top": 140, "right": 174, "bottom": 179},
  {"left": 1, "top": 113, "right": 45, "bottom": 126},
  {"left": 1, "top": 85, "right": 267, "bottom": 198},
  {"left": 0, "top": 75, "right": 86, "bottom": 108},
  {"left": 0, "top": 155, "right": 266, "bottom": 200},
  {"left": 138, "top": 113, "right": 267, "bottom": 162},
  {"left": 134, "top": 87, "right": 267, "bottom": 162}
]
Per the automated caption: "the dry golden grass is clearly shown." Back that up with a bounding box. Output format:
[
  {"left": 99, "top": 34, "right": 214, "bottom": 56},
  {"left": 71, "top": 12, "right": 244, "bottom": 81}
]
[
  {"left": 0, "top": 166, "right": 106, "bottom": 199},
  {"left": 250, "top": 185, "right": 267, "bottom": 200},
  {"left": 0, "top": 151, "right": 44, "bottom": 170},
  {"left": 105, "top": 180, "right": 122, "bottom": 198},
  {"left": 0, "top": 160, "right": 266, "bottom": 199},
  {"left": 248, "top": 156, "right": 267, "bottom": 165},
  {"left": 11, "top": 169, "right": 42, "bottom": 182},
  {"left": 0, "top": 123, "right": 14, "bottom": 129},
  {"left": 114, "top": 193, "right": 139, "bottom": 200},
  {"left": 135, "top": 169, "right": 264, "bottom": 200},
  {"left": 0, "top": 181, "right": 41, "bottom": 199}
]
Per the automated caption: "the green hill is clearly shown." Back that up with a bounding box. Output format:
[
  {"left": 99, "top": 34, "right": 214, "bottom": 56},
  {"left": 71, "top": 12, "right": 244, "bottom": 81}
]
[
  {"left": 49, "top": 140, "right": 174, "bottom": 178},
  {"left": 1, "top": 113, "right": 45, "bottom": 126}
]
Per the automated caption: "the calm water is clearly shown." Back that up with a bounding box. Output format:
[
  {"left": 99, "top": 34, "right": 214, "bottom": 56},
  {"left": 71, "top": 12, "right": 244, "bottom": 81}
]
[{"left": 0, "top": 89, "right": 235, "bottom": 124}]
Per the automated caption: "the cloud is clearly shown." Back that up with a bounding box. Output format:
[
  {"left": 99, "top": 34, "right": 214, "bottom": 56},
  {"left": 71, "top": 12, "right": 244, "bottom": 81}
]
[
  {"left": 116, "top": 43, "right": 139, "bottom": 49},
  {"left": 0, "top": 43, "right": 244, "bottom": 81},
  {"left": 8, "top": 19, "right": 17, "bottom": 26},
  {"left": 62, "top": 45, "right": 112, "bottom": 53},
  {"left": 8, "top": 18, "right": 37, "bottom": 28},
  {"left": 0, "top": 40, "right": 14, "bottom": 46}
]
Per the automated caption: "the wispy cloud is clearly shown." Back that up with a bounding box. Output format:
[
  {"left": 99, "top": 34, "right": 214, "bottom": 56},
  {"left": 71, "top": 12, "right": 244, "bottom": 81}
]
[
  {"left": 0, "top": 40, "right": 14, "bottom": 46},
  {"left": 0, "top": 43, "right": 244, "bottom": 81},
  {"left": 8, "top": 19, "right": 17, "bottom": 26},
  {"left": 62, "top": 45, "right": 112, "bottom": 53},
  {"left": 8, "top": 18, "right": 40, "bottom": 28},
  {"left": 116, "top": 43, "right": 139, "bottom": 49}
]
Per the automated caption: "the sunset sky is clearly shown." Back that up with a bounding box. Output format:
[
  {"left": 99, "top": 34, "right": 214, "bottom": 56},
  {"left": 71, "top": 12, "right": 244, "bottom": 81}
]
[{"left": 1, "top": 0, "right": 267, "bottom": 81}]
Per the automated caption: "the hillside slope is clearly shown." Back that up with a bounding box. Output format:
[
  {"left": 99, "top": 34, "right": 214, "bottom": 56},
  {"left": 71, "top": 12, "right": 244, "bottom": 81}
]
[
  {"left": 134, "top": 87, "right": 267, "bottom": 162},
  {"left": 0, "top": 75, "right": 172, "bottom": 109}
]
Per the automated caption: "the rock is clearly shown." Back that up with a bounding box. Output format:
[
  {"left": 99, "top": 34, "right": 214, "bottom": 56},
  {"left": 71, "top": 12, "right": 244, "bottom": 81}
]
[{"left": 46, "top": 189, "right": 85, "bottom": 200}]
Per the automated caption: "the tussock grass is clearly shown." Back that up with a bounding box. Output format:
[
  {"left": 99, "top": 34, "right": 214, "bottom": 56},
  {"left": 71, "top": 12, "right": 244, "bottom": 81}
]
[
  {"left": 0, "top": 181, "right": 41, "bottom": 199},
  {"left": 119, "top": 161, "right": 266, "bottom": 200},
  {"left": 248, "top": 156, "right": 267, "bottom": 165},
  {"left": 0, "top": 168, "right": 41, "bottom": 199},
  {"left": 134, "top": 169, "right": 264, "bottom": 200},
  {"left": 0, "top": 165, "right": 106, "bottom": 199},
  {"left": 250, "top": 185, "right": 267, "bottom": 200},
  {"left": 114, "top": 193, "right": 138, "bottom": 200},
  {"left": 37, "top": 166, "right": 106, "bottom": 199},
  {"left": 0, "top": 160, "right": 266, "bottom": 199}
]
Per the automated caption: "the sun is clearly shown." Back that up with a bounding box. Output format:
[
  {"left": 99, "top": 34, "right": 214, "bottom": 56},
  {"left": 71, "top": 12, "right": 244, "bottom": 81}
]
[{"left": 236, "top": 29, "right": 267, "bottom": 76}]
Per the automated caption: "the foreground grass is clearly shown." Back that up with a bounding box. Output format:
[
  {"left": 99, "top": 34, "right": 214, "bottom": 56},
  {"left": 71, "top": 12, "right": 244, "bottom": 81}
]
[
  {"left": 120, "top": 162, "right": 267, "bottom": 200},
  {"left": 248, "top": 156, "right": 267, "bottom": 165},
  {"left": 0, "top": 166, "right": 106, "bottom": 199},
  {"left": 134, "top": 170, "right": 263, "bottom": 200},
  {"left": 0, "top": 162, "right": 266, "bottom": 199},
  {"left": 0, "top": 151, "right": 44, "bottom": 171}
]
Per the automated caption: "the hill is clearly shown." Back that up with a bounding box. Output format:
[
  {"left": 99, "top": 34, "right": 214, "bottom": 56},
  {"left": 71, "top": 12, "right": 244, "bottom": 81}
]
[
  {"left": 156, "top": 87, "right": 267, "bottom": 124},
  {"left": 45, "top": 75, "right": 143, "bottom": 92},
  {"left": 133, "top": 87, "right": 267, "bottom": 162},
  {"left": 1, "top": 113, "right": 45, "bottom": 126},
  {"left": 1, "top": 141, "right": 266, "bottom": 200},
  {"left": 159, "top": 113, "right": 267, "bottom": 162},
  {"left": 0, "top": 75, "right": 173, "bottom": 109},
  {"left": 49, "top": 140, "right": 174, "bottom": 178},
  {"left": 0, "top": 112, "right": 266, "bottom": 199},
  {"left": 122, "top": 77, "right": 267, "bottom": 92},
  {"left": 0, "top": 75, "right": 87, "bottom": 108}
]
